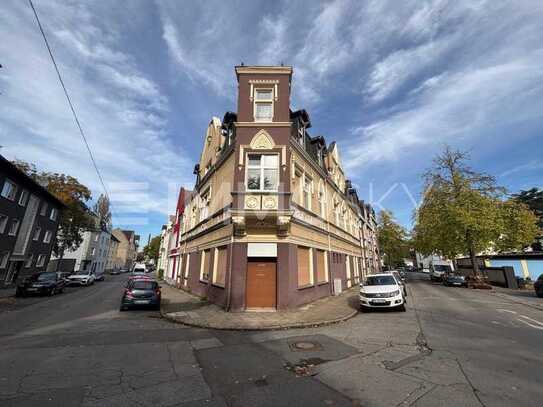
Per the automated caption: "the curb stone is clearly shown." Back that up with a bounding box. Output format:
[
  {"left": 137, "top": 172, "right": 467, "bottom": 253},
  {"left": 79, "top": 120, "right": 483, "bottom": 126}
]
[{"left": 160, "top": 307, "right": 359, "bottom": 331}]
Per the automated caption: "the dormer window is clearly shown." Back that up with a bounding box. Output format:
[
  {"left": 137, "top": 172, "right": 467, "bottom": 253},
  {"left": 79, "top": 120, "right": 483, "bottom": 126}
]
[
  {"left": 254, "top": 89, "right": 273, "bottom": 122},
  {"left": 297, "top": 125, "right": 305, "bottom": 147}
]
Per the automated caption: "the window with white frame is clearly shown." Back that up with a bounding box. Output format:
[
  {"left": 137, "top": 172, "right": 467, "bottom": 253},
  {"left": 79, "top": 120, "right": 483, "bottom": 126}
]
[
  {"left": 50, "top": 208, "right": 58, "bottom": 221},
  {"left": 94, "top": 233, "right": 99, "bottom": 242},
  {"left": 36, "top": 254, "right": 46, "bottom": 267},
  {"left": 0, "top": 251, "right": 9, "bottom": 269},
  {"left": 253, "top": 88, "right": 273, "bottom": 122},
  {"left": 0, "top": 214, "right": 7, "bottom": 234},
  {"left": 33, "top": 227, "right": 41, "bottom": 241},
  {"left": 25, "top": 254, "right": 33, "bottom": 268},
  {"left": 8, "top": 219, "right": 19, "bottom": 236},
  {"left": 1, "top": 180, "right": 17, "bottom": 201},
  {"left": 303, "top": 175, "right": 312, "bottom": 210},
  {"left": 246, "top": 154, "right": 278, "bottom": 192},
  {"left": 18, "top": 190, "right": 29, "bottom": 206},
  {"left": 318, "top": 183, "right": 326, "bottom": 218},
  {"left": 297, "top": 125, "right": 305, "bottom": 147},
  {"left": 199, "top": 190, "right": 210, "bottom": 221},
  {"left": 200, "top": 249, "right": 211, "bottom": 282},
  {"left": 91, "top": 247, "right": 96, "bottom": 256},
  {"left": 43, "top": 230, "right": 53, "bottom": 244},
  {"left": 40, "top": 203, "right": 47, "bottom": 216}
]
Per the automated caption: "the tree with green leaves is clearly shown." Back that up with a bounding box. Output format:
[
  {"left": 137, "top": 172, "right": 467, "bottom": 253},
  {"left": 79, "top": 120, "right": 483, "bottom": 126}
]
[
  {"left": 513, "top": 188, "right": 543, "bottom": 250},
  {"left": 143, "top": 235, "right": 161, "bottom": 264},
  {"left": 12, "top": 159, "right": 94, "bottom": 261},
  {"left": 413, "top": 147, "right": 539, "bottom": 275},
  {"left": 377, "top": 210, "right": 409, "bottom": 269}
]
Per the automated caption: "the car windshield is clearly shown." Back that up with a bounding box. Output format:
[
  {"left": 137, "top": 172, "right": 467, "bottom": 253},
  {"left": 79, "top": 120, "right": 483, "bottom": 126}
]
[
  {"left": 132, "top": 281, "right": 157, "bottom": 290},
  {"left": 36, "top": 273, "right": 56, "bottom": 281},
  {"left": 365, "top": 275, "right": 396, "bottom": 286},
  {"left": 434, "top": 265, "right": 451, "bottom": 272}
]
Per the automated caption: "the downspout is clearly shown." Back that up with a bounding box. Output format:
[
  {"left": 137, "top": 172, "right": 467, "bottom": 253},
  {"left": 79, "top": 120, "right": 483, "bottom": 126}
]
[{"left": 225, "top": 228, "right": 234, "bottom": 311}]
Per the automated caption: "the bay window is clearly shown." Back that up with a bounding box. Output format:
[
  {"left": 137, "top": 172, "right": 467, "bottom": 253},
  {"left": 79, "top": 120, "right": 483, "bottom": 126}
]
[{"left": 246, "top": 154, "right": 278, "bottom": 192}]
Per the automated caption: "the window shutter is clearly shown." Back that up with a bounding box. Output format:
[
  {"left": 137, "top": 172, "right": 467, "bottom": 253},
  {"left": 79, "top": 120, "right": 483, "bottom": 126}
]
[{"left": 297, "top": 246, "right": 311, "bottom": 287}]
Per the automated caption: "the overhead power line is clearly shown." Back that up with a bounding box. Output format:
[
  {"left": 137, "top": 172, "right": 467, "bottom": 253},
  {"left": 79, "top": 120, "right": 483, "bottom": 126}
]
[{"left": 28, "top": 0, "right": 111, "bottom": 203}]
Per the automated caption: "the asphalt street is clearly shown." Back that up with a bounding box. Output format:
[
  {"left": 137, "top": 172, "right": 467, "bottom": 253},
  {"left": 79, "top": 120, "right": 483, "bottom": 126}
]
[{"left": 0, "top": 273, "right": 541, "bottom": 406}]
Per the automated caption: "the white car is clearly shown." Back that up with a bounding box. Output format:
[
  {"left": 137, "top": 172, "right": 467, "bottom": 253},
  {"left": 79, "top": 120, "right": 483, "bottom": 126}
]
[
  {"left": 359, "top": 273, "right": 406, "bottom": 312},
  {"left": 67, "top": 270, "right": 96, "bottom": 286},
  {"left": 131, "top": 263, "right": 146, "bottom": 276}
]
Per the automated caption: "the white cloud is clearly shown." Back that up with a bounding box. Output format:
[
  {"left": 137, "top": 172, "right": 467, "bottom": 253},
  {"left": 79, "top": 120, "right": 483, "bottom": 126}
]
[
  {"left": 500, "top": 161, "right": 543, "bottom": 178},
  {"left": 0, "top": 0, "right": 192, "bottom": 224}
]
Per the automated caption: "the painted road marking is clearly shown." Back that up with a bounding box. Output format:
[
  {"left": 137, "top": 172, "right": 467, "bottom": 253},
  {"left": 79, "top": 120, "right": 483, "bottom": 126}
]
[
  {"left": 517, "top": 318, "right": 543, "bottom": 330},
  {"left": 518, "top": 315, "right": 543, "bottom": 327},
  {"left": 496, "top": 309, "right": 517, "bottom": 314}
]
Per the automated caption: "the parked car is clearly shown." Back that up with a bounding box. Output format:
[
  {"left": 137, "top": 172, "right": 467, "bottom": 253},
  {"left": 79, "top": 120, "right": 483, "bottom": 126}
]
[
  {"left": 359, "top": 273, "right": 406, "bottom": 312},
  {"left": 66, "top": 270, "right": 96, "bottom": 286},
  {"left": 132, "top": 263, "right": 146, "bottom": 275},
  {"left": 120, "top": 279, "right": 161, "bottom": 311},
  {"left": 534, "top": 274, "right": 543, "bottom": 298},
  {"left": 109, "top": 268, "right": 122, "bottom": 275},
  {"left": 15, "top": 272, "right": 66, "bottom": 296},
  {"left": 120, "top": 268, "right": 129, "bottom": 274},
  {"left": 391, "top": 270, "right": 407, "bottom": 297},
  {"left": 443, "top": 272, "right": 468, "bottom": 287}
]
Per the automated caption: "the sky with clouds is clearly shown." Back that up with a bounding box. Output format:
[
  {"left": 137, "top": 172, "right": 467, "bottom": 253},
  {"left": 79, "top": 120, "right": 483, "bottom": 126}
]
[{"left": 1, "top": 0, "right": 542, "bottom": 242}]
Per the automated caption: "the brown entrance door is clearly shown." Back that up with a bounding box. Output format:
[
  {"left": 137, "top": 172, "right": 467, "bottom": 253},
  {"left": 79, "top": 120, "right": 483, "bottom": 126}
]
[{"left": 246, "top": 260, "right": 276, "bottom": 309}]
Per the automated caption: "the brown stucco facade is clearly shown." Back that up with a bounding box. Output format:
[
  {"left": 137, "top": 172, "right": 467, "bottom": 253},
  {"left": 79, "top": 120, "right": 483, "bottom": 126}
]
[{"left": 165, "top": 66, "right": 380, "bottom": 311}]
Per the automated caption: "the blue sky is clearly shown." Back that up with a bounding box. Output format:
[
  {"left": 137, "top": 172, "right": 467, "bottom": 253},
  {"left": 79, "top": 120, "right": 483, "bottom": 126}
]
[{"left": 1, "top": 0, "right": 542, "bottom": 242}]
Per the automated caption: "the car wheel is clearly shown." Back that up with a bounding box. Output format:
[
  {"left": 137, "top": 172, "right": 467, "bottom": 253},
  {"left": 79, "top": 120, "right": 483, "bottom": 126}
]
[
  {"left": 398, "top": 304, "right": 406, "bottom": 312},
  {"left": 537, "top": 290, "right": 543, "bottom": 298},
  {"left": 49, "top": 288, "right": 56, "bottom": 296},
  {"left": 15, "top": 289, "right": 23, "bottom": 297},
  {"left": 120, "top": 305, "right": 127, "bottom": 311}
]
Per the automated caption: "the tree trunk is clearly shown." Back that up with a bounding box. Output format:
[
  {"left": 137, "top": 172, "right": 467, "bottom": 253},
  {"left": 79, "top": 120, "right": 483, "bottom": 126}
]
[{"left": 469, "top": 244, "right": 479, "bottom": 277}]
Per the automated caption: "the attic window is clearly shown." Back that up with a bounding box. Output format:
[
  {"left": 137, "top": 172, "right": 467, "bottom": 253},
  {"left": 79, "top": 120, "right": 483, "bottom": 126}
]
[
  {"left": 297, "top": 125, "right": 305, "bottom": 147},
  {"left": 254, "top": 89, "right": 273, "bottom": 122}
]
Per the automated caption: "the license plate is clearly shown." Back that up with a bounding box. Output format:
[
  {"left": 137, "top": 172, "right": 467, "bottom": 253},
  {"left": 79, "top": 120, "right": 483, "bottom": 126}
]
[
  {"left": 371, "top": 299, "right": 387, "bottom": 303},
  {"left": 134, "top": 300, "right": 150, "bottom": 304},
  {"left": 27, "top": 288, "right": 37, "bottom": 292},
  {"left": 453, "top": 283, "right": 462, "bottom": 286}
]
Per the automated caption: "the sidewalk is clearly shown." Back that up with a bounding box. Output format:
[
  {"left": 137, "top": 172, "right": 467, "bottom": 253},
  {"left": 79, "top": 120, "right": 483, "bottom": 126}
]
[
  {"left": 489, "top": 286, "right": 543, "bottom": 311},
  {"left": 160, "top": 283, "right": 359, "bottom": 330}
]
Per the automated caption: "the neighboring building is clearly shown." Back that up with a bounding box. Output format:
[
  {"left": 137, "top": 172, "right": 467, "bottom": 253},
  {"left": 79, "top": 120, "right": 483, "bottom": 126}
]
[
  {"left": 106, "top": 233, "right": 120, "bottom": 273},
  {"left": 170, "top": 65, "right": 379, "bottom": 311},
  {"left": 112, "top": 229, "right": 138, "bottom": 270},
  {"left": 0, "top": 155, "right": 65, "bottom": 287},
  {"left": 163, "top": 188, "right": 193, "bottom": 286},
  {"left": 52, "top": 214, "right": 111, "bottom": 276}
]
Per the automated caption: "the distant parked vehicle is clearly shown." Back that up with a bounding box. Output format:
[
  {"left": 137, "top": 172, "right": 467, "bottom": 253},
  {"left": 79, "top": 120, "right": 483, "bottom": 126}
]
[
  {"left": 120, "top": 279, "right": 161, "bottom": 311},
  {"left": 120, "top": 268, "right": 129, "bottom": 274},
  {"left": 132, "top": 263, "right": 146, "bottom": 276},
  {"left": 443, "top": 273, "right": 468, "bottom": 287},
  {"left": 359, "top": 273, "right": 406, "bottom": 312},
  {"left": 430, "top": 262, "right": 453, "bottom": 282},
  {"left": 391, "top": 270, "right": 407, "bottom": 297},
  {"left": 66, "top": 270, "right": 96, "bottom": 286},
  {"left": 109, "top": 268, "right": 122, "bottom": 275},
  {"left": 16, "top": 272, "right": 66, "bottom": 296},
  {"left": 534, "top": 275, "right": 543, "bottom": 298},
  {"left": 94, "top": 268, "right": 105, "bottom": 281}
]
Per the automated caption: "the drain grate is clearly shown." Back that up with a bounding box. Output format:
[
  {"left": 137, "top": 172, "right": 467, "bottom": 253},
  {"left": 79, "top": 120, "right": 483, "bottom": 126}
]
[{"left": 289, "top": 340, "right": 323, "bottom": 352}]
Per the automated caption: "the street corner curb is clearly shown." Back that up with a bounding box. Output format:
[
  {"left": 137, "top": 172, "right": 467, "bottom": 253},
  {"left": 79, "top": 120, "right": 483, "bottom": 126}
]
[
  {"left": 160, "top": 307, "right": 359, "bottom": 331},
  {"left": 489, "top": 291, "right": 543, "bottom": 312}
]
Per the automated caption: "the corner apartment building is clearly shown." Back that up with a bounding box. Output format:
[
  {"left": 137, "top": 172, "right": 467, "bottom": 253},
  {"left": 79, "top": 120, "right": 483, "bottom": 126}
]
[
  {"left": 170, "top": 65, "right": 379, "bottom": 311},
  {"left": 0, "top": 155, "right": 64, "bottom": 287}
]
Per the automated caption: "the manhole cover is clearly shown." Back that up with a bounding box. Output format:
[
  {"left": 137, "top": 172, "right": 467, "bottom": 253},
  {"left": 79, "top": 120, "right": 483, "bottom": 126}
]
[{"left": 289, "top": 340, "right": 322, "bottom": 351}]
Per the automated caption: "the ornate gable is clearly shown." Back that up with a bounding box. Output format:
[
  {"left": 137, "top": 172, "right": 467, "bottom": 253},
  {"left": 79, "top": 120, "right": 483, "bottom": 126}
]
[{"left": 250, "top": 129, "right": 275, "bottom": 150}]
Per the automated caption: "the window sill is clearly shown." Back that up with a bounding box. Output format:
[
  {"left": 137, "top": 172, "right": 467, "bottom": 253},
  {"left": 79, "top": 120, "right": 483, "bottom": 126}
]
[
  {"left": 211, "top": 283, "right": 225, "bottom": 289},
  {"left": 317, "top": 281, "right": 329, "bottom": 286},
  {"left": 199, "top": 279, "right": 209, "bottom": 284},
  {"left": 297, "top": 283, "right": 315, "bottom": 291}
]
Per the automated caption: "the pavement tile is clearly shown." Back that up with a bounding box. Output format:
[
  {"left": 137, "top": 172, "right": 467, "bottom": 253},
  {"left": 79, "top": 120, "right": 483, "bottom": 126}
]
[
  {"left": 160, "top": 283, "right": 358, "bottom": 330},
  {"left": 191, "top": 337, "right": 224, "bottom": 350}
]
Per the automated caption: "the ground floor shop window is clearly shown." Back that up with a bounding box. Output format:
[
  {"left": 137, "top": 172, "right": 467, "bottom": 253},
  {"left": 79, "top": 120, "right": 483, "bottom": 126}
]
[
  {"left": 297, "top": 246, "right": 313, "bottom": 287},
  {"left": 316, "top": 249, "right": 328, "bottom": 283},
  {"left": 200, "top": 249, "right": 211, "bottom": 282},
  {"left": 212, "top": 246, "right": 227, "bottom": 287}
]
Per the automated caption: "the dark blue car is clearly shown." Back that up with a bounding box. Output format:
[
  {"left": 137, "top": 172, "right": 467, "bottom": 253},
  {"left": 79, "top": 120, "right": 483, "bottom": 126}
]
[{"left": 120, "top": 279, "right": 161, "bottom": 311}]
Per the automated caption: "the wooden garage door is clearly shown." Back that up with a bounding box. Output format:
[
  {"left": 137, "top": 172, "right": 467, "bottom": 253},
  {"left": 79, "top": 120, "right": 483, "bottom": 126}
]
[{"left": 246, "top": 260, "right": 276, "bottom": 309}]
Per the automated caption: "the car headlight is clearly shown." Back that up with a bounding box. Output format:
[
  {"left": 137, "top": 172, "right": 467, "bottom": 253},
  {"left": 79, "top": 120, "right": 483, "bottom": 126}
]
[{"left": 388, "top": 290, "right": 400, "bottom": 297}]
